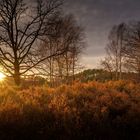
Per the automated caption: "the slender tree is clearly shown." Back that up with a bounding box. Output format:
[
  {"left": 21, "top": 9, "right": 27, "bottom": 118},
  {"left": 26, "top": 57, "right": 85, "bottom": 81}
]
[
  {"left": 101, "top": 56, "right": 113, "bottom": 79},
  {"left": 38, "top": 14, "right": 84, "bottom": 86},
  {"left": 123, "top": 22, "right": 140, "bottom": 81},
  {"left": 102, "top": 23, "right": 126, "bottom": 80}
]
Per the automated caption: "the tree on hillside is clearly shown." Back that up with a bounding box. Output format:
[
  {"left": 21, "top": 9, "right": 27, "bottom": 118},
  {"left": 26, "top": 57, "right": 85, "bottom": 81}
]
[
  {"left": 101, "top": 57, "right": 113, "bottom": 79},
  {"left": 0, "top": 0, "right": 63, "bottom": 85}
]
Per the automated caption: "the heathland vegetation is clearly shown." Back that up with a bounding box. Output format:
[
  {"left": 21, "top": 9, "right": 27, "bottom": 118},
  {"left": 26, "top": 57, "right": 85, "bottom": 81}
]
[{"left": 0, "top": 80, "right": 139, "bottom": 140}]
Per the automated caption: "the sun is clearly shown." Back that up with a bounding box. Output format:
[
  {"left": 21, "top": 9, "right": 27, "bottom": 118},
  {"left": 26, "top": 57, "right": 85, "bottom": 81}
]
[{"left": 0, "top": 72, "right": 5, "bottom": 81}]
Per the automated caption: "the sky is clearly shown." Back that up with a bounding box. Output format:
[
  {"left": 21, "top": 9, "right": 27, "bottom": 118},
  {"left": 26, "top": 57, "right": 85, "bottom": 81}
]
[{"left": 63, "top": 0, "right": 140, "bottom": 69}]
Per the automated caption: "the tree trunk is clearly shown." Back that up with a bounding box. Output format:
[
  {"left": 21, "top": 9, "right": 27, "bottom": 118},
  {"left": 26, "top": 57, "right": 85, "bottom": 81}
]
[
  {"left": 119, "top": 31, "right": 123, "bottom": 80},
  {"left": 65, "top": 52, "right": 69, "bottom": 84},
  {"left": 72, "top": 55, "right": 75, "bottom": 82},
  {"left": 14, "top": 62, "right": 21, "bottom": 86},
  {"left": 14, "top": 74, "right": 21, "bottom": 86}
]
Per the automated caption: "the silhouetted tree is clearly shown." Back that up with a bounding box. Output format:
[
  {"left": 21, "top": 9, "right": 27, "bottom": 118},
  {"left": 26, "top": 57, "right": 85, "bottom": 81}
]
[
  {"left": 0, "top": 0, "right": 63, "bottom": 85},
  {"left": 101, "top": 57, "right": 113, "bottom": 79},
  {"left": 123, "top": 22, "right": 140, "bottom": 81},
  {"left": 102, "top": 23, "right": 126, "bottom": 80},
  {"left": 38, "top": 15, "right": 84, "bottom": 86}
]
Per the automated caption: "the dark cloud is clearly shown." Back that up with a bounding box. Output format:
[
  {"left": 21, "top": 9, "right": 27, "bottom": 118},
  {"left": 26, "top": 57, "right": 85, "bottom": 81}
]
[{"left": 63, "top": 0, "right": 140, "bottom": 68}]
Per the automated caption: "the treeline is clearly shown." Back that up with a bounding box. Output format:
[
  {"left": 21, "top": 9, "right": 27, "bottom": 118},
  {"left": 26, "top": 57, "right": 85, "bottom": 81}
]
[
  {"left": 101, "top": 22, "right": 140, "bottom": 82},
  {"left": 0, "top": 0, "right": 140, "bottom": 86},
  {"left": 27, "top": 20, "right": 140, "bottom": 86},
  {"left": 74, "top": 69, "right": 137, "bottom": 83},
  {"left": 14, "top": 69, "right": 136, "bottom": 87}
]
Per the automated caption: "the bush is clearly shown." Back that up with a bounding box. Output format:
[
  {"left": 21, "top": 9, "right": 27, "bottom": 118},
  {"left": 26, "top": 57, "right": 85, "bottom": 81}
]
[{"left": 0, "top": 81, "right": 139, "bottom": 140}]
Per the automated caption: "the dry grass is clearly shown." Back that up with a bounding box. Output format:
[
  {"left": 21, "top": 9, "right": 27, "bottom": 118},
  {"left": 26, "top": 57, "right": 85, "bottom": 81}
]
[{"left": 0, "top": 80, "right": 139, "bottom": 140}]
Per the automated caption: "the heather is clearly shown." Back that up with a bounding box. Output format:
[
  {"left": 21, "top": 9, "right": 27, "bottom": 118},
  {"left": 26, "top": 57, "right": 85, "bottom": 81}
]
[{"left": 0, "top": 81, "right": 139, "bottom": 140}]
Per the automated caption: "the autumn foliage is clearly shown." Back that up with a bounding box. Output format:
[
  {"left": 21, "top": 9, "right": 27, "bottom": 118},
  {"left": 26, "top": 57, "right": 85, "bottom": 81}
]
[{"left": 0, "top": 81, "right": 139, "bottom": 140}]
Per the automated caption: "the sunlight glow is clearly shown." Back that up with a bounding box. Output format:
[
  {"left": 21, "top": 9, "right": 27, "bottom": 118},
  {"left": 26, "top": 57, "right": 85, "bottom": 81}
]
[{"left": 0, "top": 72, "right": 5, "bottom": 81}]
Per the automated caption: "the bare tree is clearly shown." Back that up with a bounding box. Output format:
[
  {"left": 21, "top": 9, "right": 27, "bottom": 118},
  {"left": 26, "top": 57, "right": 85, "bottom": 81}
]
[
  {"left": 123, "top": 22, "right": 140, "bottom": 81},
  {"left": 0, "top": 0, "right": 63, "bottom": 85},
  {"left": 101, "top": 56, "right": 113, "bottom": 79},
  {"left": 102, "top": 23, "right": 126, "bottom": 80},
  {"left": 117, "top": 23, "right": 126, "bottom": 79},
  {"left": 38, "top": 14, "right": 85, "bottom": 86}
]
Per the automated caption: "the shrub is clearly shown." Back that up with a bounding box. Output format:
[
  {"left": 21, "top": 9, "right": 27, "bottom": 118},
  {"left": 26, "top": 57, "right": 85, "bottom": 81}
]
[{"left": 0, "top": 80, "right": 139, "bottom": 140}]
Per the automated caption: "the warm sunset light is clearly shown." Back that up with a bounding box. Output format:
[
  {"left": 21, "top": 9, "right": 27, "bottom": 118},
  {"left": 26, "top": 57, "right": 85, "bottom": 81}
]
[
  {"left": 0, "top": 0, "right": 139, "bottom": 140},
  {"left": 0, "top": 72, "right": 5, "bottom": 81}
]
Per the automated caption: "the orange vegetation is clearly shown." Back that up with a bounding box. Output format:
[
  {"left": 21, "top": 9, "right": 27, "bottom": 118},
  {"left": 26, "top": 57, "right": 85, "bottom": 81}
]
[{"left": 0, "top": 80, "right": 139, "bottom": 140}]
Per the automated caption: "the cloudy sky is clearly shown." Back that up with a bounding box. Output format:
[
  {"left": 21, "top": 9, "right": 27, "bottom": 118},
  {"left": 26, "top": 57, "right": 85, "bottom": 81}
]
[{"left": 63, "top": 0, "right": 140, "bottom": 68}]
